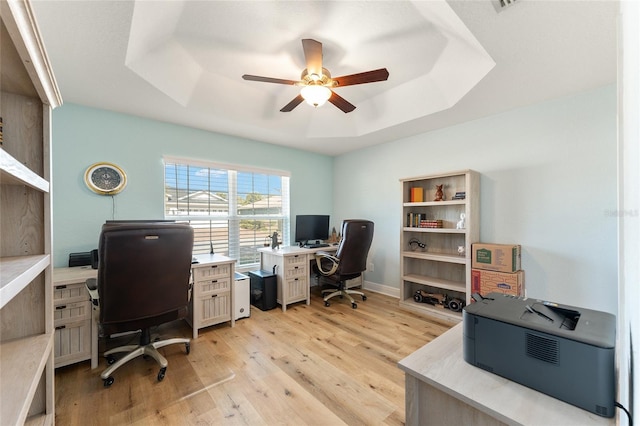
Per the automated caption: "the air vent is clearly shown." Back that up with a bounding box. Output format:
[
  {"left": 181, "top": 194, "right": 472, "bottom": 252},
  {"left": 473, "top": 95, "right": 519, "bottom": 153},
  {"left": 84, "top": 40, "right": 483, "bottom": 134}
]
[
  {"left": 596, "top": 405, "right": 609, "bottom": 416},
  {"left": 525, "top": 332, "right": 559, "bottom": 364},
  {"left": 493, "top": 0, "right": 519, "bottom": 12}
]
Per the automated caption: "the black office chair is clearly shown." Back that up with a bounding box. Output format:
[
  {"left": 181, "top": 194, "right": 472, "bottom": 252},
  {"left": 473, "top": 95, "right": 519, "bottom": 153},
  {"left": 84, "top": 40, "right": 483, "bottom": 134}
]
[
  {"left": 86, "top": 222, "right": 194, "bottom": 387},
  {"left": 313, "top": 220, "right": 374, "bottom": 308}
]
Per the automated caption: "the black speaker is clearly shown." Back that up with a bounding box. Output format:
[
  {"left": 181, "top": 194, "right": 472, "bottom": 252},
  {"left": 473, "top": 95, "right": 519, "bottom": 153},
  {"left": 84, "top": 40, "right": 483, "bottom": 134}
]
[{"left": 249, "top": 270, "right": 277, "bottom": 311}]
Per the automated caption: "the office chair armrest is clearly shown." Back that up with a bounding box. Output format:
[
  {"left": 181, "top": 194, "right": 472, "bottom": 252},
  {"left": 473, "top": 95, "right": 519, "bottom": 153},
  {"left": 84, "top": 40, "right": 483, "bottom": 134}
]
[
  {"left": 86, "top": 278, "right": 100, "bottom": 306},
  {"left": 314, "top": 251, "right": 339, "bottom": 276}
]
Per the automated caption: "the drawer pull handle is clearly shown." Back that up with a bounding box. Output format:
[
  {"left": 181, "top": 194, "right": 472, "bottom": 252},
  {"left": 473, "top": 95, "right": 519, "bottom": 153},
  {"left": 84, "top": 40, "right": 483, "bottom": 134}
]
[
  {"left": 210, "top": 265, "right": 218, "bottom": 269},
  {"left": 55, "top": 285, "right": 67, "bottom": 290},
  {"left": 294, "top": 266, "right": 299, "bottom": 269},
  {"left": 294, "top": 278, "right": 299, "bottom": 281},
  {"left": 55, "top": 325, "right": 66, "bottom": 330},
  {"left": 210, "top": 280, "right": 218, "bottom": 283},
  {"left": 56, "top": 305, "right": 66, "bottom": 310},
  {"left": 211, "top": 294, "right": 218, "bottom": 298}
]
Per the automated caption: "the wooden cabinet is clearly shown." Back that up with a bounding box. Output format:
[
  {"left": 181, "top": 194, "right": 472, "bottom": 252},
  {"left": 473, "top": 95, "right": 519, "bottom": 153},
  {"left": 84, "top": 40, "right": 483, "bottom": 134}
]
[
  {"left": 399, "top": 170, "right": 479, "bottom": 322},
  {"left": 259, "top": 249, "right": 309, "bottom": 312},
  {"left": 0, "top": 1, "right": 62, "bottom": 424},
  {"left": 52, "top": 267, "right": 98, "bottom": 369},
  {"left": 188, "top": 254, "right": 235, "bottom": 338}
]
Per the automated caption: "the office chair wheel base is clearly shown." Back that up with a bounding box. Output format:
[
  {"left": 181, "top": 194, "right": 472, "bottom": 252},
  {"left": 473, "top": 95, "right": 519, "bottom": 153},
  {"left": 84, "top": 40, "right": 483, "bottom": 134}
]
[
  {"left": 352, "top": 303, "right": 357, "bottom": 309},
  {"left": 324, "top": 301, "right": 330, "bottom": 307},
  {"left": 105, "top": 355, "right": 116, "bottom": 365},
  {"left": 185, "top": 342, "right": 191, "bottom": 355},
  {"left": 103, "top": 377, "right": 114, "bottom": 387},
  {"left": 362, "top": 295, "right": 367, "bottom": 301},
  {"left": 157, "top": 367, "right": 167, "bottom": 382}
]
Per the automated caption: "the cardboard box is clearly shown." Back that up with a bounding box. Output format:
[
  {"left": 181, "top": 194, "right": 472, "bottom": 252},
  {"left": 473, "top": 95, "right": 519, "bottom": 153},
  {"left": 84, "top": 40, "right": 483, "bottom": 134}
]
[
  {"left": 472, "top": 243, "right": 521, "bottom": 273},
  {"left": 472, "top": 269, "right": 524, "bottom": 297}
]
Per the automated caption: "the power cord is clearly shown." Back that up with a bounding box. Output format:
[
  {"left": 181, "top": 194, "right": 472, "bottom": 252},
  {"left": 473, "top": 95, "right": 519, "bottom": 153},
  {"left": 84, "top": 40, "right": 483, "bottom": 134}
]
[{"left": 616, "top": 401, "right": 633, "bottom": 425}]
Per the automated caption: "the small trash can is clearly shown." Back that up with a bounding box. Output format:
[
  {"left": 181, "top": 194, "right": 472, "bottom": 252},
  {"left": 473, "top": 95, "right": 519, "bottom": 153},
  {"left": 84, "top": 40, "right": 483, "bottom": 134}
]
[{"left": 249, "top": 270, "right": 277, "bottom": 311}]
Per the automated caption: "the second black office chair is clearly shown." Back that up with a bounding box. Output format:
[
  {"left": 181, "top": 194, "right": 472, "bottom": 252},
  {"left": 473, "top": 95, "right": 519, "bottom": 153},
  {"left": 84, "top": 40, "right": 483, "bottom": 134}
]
[
  {"left": 86, "top": 222, "right": 194, "bottom": 387},
  {"left": 313, "top": 220, "right": 374, "bottom": 308}
]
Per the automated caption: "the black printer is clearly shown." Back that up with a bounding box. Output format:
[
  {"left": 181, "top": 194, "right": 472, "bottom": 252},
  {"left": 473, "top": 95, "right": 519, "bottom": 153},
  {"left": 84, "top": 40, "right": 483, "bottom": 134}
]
[{"left": 463, "top": 293, "right": 616, "bottom": 418}]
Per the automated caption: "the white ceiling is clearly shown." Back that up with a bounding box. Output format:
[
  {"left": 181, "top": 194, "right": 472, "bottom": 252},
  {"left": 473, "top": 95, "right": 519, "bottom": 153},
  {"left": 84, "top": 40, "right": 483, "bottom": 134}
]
[{"left": 31, "top": 0, "right": 618, "bottom": 156}]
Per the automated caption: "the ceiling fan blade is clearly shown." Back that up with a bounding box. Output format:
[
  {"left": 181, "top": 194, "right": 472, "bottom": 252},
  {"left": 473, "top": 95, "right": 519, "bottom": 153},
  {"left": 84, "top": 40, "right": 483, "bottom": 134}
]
[
  {"left": 328, "top": 91, "right": 356, "bottom": 113},
  {"left": 332, "top": 68, "right": 390, "bottom": 87},
  {"left": 280, "top": 94, "right": 305, "bottom": 112},
  {"left": 302, "top": 39, "right": 323, "bottom": 76},
  {"left": 242, "top": 74, "right": 298, "bottom": 85}
]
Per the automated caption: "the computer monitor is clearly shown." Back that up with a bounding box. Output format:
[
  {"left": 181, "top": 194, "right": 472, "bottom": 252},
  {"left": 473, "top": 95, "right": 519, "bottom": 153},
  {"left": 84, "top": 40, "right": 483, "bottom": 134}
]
[{"left": 294, "top": 215, "right": 330, "bottom": 247}]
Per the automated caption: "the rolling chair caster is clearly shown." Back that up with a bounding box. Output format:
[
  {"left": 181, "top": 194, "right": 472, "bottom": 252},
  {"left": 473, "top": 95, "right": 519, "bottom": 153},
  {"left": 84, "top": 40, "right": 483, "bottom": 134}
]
[
  {"left": 325, "top": 301, "right": 330, "bottom": 307},
  {"left": 103, "top": 377, "right": 114, "bottom": 387},
  {"left": 157, "top": 367, "right": 167, "bottom": 382},
  {"left": 352, "top": 303, "right": 357, "bottom": 309}
]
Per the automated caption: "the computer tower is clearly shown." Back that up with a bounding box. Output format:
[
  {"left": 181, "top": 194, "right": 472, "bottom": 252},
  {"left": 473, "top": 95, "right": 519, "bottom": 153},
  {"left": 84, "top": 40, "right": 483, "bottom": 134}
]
[
  {"left": 234, "top": 272, "right": 250, "bottom": 320},
  {"left": 249, "top": 270, "right": 277, "bottom": 311}
]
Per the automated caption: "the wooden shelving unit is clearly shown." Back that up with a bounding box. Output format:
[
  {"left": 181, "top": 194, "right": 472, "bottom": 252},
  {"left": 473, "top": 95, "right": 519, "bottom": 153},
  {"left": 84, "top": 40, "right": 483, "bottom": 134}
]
[
  {"left": 1, "top": 0, "right": 62, "bottom": 424},
  {"left": 399, "top": 170, "right": 479, "bottom": 322}
]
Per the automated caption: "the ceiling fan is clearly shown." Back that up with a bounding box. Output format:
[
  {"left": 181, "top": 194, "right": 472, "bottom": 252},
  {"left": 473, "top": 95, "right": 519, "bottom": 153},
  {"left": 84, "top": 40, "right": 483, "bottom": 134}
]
[{"left": 242, "top": 39, "right": 389, "bottom": 113}]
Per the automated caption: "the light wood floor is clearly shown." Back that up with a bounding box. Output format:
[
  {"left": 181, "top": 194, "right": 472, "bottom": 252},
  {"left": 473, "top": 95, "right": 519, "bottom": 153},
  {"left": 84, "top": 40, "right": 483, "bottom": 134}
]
[{"left": 54, "top": 289, "right": 452, "bottom": 425}]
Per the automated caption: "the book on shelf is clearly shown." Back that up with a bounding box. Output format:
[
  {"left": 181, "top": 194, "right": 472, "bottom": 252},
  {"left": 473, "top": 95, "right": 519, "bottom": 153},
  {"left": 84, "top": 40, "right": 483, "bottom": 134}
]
[
  {"left": 452, "top": 191, "right": 466, "bottom": 200},
  {"left": 406, "top": 213, "right": 443, "bottom": 228},
  {"left": 420, "top": 219, "right": 443, "bottom": 228}
]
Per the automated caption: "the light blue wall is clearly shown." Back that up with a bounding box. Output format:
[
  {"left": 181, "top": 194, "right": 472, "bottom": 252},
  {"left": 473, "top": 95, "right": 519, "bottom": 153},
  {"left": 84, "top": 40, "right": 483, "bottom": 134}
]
[
  {"left": 51, "top": 103, "right": 333, "bottom": 267},
  {"left": 334, "top": 85, "right": 618, "bottom": 314},
  {"left": 52, "top": 85, "right": 618, "bottom": 314}
]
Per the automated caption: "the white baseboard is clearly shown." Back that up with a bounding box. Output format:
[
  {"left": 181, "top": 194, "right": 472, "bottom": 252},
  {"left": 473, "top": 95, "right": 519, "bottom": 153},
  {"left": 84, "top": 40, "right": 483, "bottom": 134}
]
[{"left": 362, "top": 280, "right": 399, "bottom": 298}]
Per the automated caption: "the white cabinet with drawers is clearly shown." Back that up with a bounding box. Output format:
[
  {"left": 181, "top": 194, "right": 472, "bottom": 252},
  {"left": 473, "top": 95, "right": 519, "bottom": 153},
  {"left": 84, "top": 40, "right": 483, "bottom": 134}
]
[
  {"left": 52, "top": 267, "right": 98, "bottom": 368},
  {"left": 187, "top": 254, "right": 235, "bottom": 338}
]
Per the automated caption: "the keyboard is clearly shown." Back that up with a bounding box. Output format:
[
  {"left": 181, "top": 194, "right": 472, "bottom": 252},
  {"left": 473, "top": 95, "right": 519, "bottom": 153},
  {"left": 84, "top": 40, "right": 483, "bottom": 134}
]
[{"left": 307, "top": 243, "right": 330, "bottom": 249}]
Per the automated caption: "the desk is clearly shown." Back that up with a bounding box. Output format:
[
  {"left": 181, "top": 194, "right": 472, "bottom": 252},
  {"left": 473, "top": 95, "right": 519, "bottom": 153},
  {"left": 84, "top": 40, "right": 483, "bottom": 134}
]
[
  {"left": 258, "top": 245, "right": 338, "bottom": 311},
  {"left": 52, "top": 254, "right": 235, "bottom": 368},
  {"left": 187, "top": 253, "right": 235, "bottom": 339},
  {"left": 398, "top": 323, "right": 615, "bottom": 426}
]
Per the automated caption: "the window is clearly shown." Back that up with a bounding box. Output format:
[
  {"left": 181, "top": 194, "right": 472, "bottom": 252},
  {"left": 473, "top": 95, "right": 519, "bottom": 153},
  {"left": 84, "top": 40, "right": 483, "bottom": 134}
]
[{"left": 164, "top": 157, "right": 290, "bottom": 268}]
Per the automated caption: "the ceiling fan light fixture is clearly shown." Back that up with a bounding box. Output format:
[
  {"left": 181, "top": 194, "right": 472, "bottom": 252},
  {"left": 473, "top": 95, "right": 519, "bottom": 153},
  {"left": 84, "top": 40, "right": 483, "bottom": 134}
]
[{"left": 300, "top": 85, "right": 332, "bottom": 107}]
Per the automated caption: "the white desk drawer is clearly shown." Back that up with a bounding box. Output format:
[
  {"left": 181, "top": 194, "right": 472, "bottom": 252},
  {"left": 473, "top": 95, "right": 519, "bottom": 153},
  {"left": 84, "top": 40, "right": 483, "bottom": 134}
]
[
  {"left": 193, "top": 263, "right": 231, "bottom": 281},
  {"left": 285, "top": 265, "right": 307, "bottom": 279},
  {"left": 54, "top": 319, "right": 91, "bottom": 368},
  {"left": 283, "top": 276, "right": 307, "bottom": 301},
  {"left": 54, "top": 301, "right": 91, "bottom": 325},
  {"left": 195, "top": 292, "right": 231, "bottom": 326},
  {"left": 196, "top": 277, "right": 231, "bottom": 294},
  {"left": 54, "top": 282, "right": 88, "bottom": 303},
  {"left": 285, "top": 254, "right": 307, "bottom": 269}
]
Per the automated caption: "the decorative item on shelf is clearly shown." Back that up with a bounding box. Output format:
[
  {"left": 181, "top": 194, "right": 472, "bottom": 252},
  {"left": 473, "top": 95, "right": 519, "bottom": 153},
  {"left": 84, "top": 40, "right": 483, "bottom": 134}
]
[
  {"left": 413, "top": 290, "right": 465, "bottom": 312},
  {"left": 452, "top": 191, "right": 466, "bottom": 200},
  {"left": 409, "top": 238, "right": 426, "bottom": 251},
  {"left": 269, "top": 231, "right": 281, "bottom": 250},
  {"left": 328, "top": 226, "right": 338, "bottom": 243},
  {"left": 84, "top": 162, "right": 127, "bottom": 195},
  {"left": 458, "top": 245, "right": 466, "bottom": 256},
  {"left": 410, "top": 187, "right": 424, "bottom": 202},
  {"left": 434, "top": 184, "right": 444, "bottom": 201},
  {"left": 456, "top": 213, "right": 466, "bottom": 229}
]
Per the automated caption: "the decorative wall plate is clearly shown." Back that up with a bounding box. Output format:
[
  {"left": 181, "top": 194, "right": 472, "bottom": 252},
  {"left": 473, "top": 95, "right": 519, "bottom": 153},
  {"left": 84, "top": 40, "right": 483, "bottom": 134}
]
[{"left": 84, "top": 162, "right": 127, "bottom": 195}]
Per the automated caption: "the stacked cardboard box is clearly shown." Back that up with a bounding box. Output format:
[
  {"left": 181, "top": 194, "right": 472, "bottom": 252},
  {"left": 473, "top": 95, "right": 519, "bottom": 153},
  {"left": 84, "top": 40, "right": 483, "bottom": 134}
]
[{"left": 471, "top": 243, "right": 524, "bottom": 297}]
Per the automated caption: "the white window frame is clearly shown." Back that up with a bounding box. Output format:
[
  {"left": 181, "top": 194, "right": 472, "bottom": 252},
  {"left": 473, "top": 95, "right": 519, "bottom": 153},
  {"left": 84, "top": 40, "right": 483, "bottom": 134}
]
[{"left": 163, "top": 156, "right": 290, "bottom": 269}]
